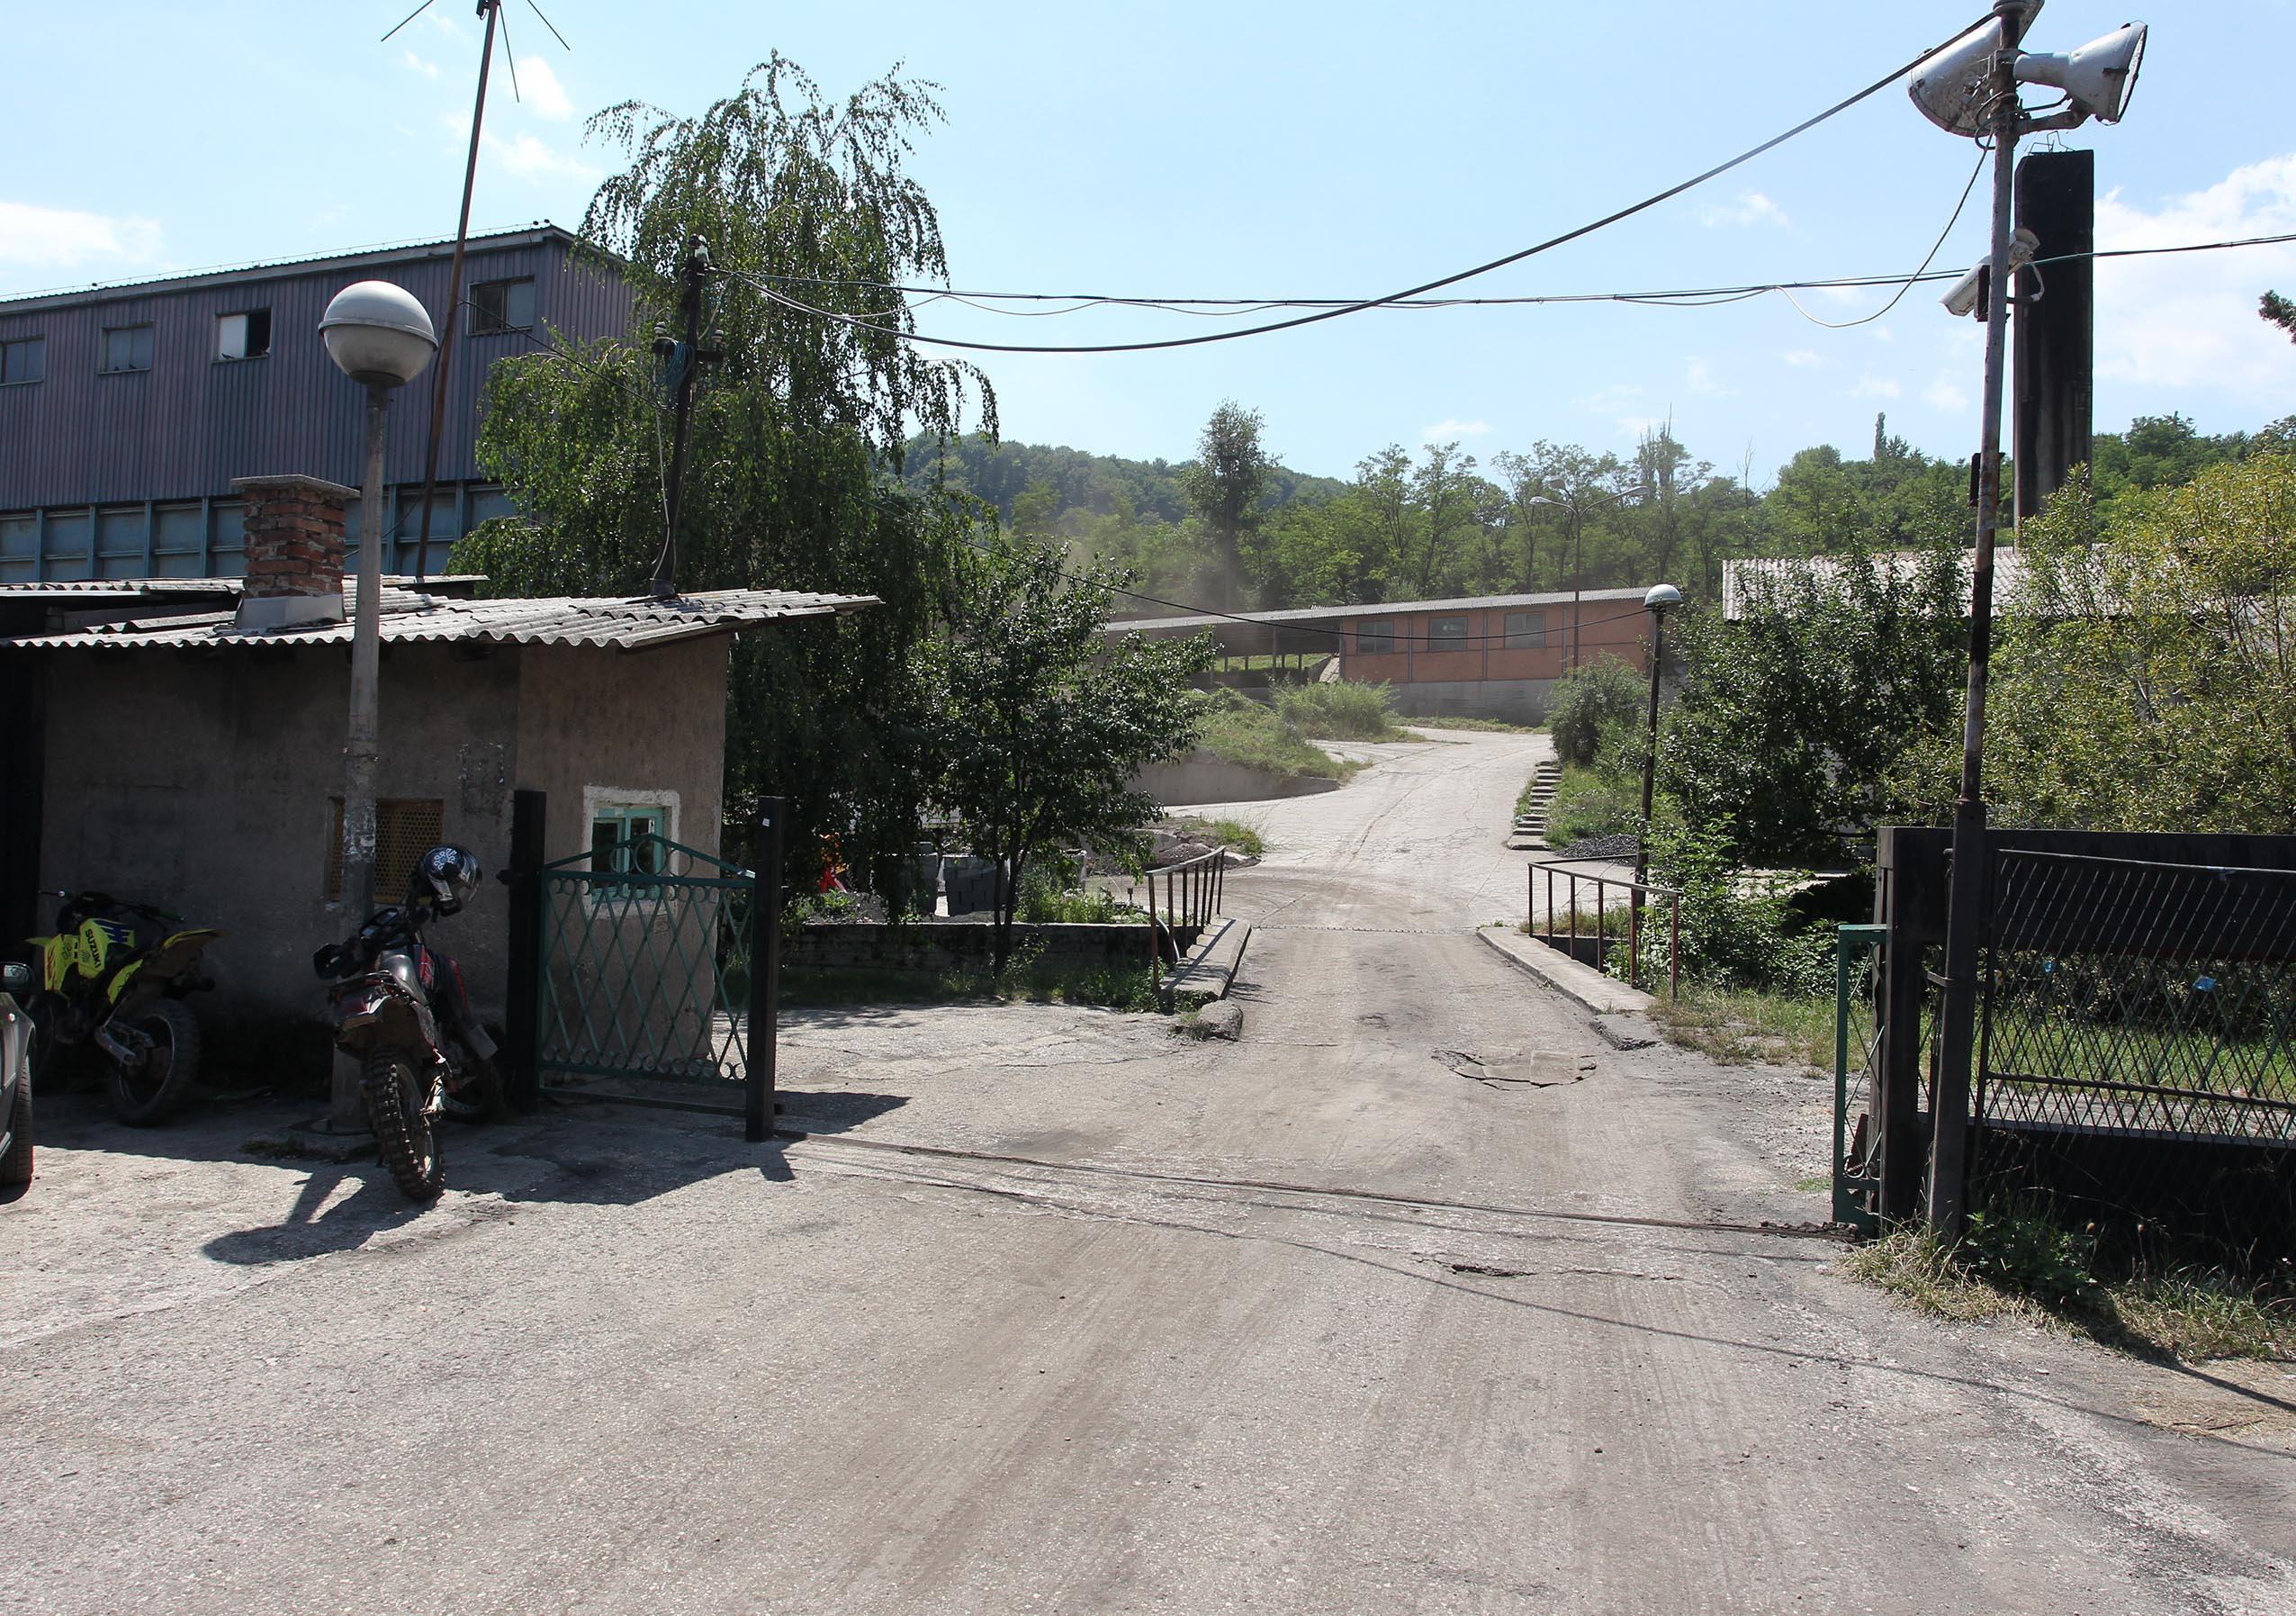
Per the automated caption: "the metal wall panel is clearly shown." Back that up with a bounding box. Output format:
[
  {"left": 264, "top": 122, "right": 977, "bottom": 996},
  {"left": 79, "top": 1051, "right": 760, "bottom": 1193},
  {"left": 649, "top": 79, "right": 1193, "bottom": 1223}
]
[{"left": 0, "top": 231, "right": 633, "bottom": 513}]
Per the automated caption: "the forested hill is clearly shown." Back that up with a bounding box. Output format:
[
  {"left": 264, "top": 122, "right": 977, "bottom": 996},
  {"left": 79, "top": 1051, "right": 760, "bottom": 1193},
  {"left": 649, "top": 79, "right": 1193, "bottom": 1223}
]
[
  {"left": 902, "top": 412, "right": 2288, "bottom": 616},
  {"left": 904, "top": 434, "right": 1346, "bottom": 525}
]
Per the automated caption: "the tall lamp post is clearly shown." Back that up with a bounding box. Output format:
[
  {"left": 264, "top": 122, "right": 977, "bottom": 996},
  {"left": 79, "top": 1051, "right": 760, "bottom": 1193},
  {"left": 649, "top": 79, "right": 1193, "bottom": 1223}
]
[
  {"left": 1552, "top": 481, "right": 1649, "bottom": 673},
  {"left": 1908, "top": 2, "right": 2147, "bottom": 1236},
  {"left": 320, "top": 283, "right": 437, "bottom": 940},
  {"left": 1634, "top": 582, "right": 1682, "bottom": 890}
]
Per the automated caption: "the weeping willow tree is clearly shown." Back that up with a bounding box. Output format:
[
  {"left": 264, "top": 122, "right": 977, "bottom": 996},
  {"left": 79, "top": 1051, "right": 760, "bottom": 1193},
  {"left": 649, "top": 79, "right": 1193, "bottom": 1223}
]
[{"left": 458, "top": 56, "right": 995, "bottom": 883}]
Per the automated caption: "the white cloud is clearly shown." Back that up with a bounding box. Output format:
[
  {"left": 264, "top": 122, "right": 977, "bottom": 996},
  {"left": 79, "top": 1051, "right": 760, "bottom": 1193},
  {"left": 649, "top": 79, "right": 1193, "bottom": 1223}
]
[
  {"left": 2093, "top": 152, "right": 2296, "bottom": 402},
  {"left": 485, "top": 130, "right": 599, "bottom": 182},
  {"left": 1699, "top": 189, "right": 1789, "bottom": 229},
  {"left": 1685, "top": 357, "right": 1722, "bottom": 394},
  {"left": 1924, "top": 376, "right": 1970, "bottom": 412},
  {"left": 401, "top": 49, "right": 438, "bottom": 79},
  {"left": 1421, "top": 418, "right": 1491, "bottom": 441},
  {"left": 0, "top": 201, "right": 163, "bottom": 270},
  {"left": 1850, "top": 375, "right": 1903, "bottom": 400},
  {"left": 518, "top": 56, "right": 574, "bottom": 122},
  {"left": 1780, "top": 348, "right": 1823, "bottom": 368}
]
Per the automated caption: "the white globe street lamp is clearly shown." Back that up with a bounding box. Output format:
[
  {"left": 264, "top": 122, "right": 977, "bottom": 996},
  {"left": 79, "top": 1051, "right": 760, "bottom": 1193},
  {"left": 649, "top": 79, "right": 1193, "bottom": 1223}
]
[{"left": 321, "top": 281, "right": 437, "bottom": 1127}]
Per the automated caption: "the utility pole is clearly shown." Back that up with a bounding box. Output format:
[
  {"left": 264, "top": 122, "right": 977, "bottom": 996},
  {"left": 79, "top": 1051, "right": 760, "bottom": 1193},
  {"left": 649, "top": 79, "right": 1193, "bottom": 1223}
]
[
  {"left": 411, "top": 0, "right": 501, "bottom": 585},
  {"left": 652, "top": 237, "right": 715, "bottom": 601},
  {"left": 1929, "top": 0, "right": 2033, "bottom": 1239}
]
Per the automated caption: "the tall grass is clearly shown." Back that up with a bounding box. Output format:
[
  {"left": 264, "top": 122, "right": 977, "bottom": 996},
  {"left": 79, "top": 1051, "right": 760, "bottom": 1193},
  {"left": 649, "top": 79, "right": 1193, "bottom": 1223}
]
[{"left": 1273, "top": 680, "right": 1409, "bottom": 740}]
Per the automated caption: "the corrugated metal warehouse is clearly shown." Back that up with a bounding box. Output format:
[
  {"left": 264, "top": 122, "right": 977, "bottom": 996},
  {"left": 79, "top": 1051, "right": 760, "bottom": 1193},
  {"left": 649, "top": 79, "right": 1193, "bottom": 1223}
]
[{"left": 0, "top": 224, "right": 629, "bottom": 582}]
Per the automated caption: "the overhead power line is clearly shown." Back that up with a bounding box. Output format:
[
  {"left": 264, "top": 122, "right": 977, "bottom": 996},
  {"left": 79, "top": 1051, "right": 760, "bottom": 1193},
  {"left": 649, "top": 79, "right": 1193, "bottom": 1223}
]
[
  {"left": 738, "top": 14, "right": 1998, "bottom": 357},
  {"left": 737, "top": 229, "right": 2296, "bottom": 339}
]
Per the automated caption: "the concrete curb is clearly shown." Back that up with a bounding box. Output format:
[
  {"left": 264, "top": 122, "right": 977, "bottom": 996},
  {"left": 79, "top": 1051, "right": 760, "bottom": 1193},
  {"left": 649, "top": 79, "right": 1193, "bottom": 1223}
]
[
  {"left": 1475, "top": 925, "right": 1657, "bottom": 1017},
  {"left": 1165, "top": 916, "right": 1253, "bottom": 1007}
]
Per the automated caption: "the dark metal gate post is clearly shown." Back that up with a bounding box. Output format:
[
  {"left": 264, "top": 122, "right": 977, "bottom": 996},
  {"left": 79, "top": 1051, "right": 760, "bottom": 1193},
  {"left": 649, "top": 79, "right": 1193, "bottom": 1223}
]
[
  {"left": 502, "top": 788, "right": 545, "bottom": 1112},
  {"left": 745, "top": 797, "right": 785, "bottom": 1142},
  {"left": 1875, "top": 827, "right": 1949, "bottom": 1222}
]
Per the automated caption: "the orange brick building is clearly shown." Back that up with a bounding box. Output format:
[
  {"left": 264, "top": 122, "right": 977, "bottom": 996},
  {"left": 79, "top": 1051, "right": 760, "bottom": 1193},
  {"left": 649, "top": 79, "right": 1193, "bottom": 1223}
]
[{"left": 1110, "top": 586, "right": 1655, "bottom": 724}]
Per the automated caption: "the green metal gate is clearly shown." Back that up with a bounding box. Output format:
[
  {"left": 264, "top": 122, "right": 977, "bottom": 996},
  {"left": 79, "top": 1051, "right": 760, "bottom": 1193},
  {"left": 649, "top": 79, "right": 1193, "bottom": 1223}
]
[
  {"left": 1832, "top": 924, "right": 1886, "bottom": 1232},
  {"left": 534, "top": 831, "right": 765, "bottom": 1116}
]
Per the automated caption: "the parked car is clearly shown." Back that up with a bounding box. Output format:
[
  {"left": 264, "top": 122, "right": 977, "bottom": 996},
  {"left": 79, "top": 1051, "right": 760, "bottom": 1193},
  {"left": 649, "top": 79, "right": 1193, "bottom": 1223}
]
[{"left": 1, "top": 960, "right": 34, "bottom": 1201}]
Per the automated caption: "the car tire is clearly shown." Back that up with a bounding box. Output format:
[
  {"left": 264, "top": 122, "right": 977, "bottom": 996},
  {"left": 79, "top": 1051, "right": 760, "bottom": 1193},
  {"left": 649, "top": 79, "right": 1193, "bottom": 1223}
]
[{"left": 0, "top": 1077, "right": 32, "bottom": 1203}]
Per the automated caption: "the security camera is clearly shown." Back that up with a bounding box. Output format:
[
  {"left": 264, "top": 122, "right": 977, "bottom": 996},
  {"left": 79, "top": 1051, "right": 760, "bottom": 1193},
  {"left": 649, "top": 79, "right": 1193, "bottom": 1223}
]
[
  {"left": 1940, "top": 229, "right": 2041, "bottom": 318},
  {"left": 2014, "top": 23, "right": 2147, "bottom": 124}
]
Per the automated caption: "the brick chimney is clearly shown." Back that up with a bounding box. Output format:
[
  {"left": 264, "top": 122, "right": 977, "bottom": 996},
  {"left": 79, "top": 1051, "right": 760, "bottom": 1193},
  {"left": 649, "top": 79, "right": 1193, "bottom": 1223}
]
[{"left": 229, "top": 474, "right": 357, "bottom": 632}]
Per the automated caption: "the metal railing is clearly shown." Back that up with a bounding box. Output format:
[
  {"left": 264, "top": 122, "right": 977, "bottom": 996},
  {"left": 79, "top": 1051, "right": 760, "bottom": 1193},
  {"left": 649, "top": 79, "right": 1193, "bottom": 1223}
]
[
  {"left": 1526, "top": 856, "right": 1682, "bottom": 999},
  {"left": 1147, "top": 845, "right": 1230, "bottom": 997}
]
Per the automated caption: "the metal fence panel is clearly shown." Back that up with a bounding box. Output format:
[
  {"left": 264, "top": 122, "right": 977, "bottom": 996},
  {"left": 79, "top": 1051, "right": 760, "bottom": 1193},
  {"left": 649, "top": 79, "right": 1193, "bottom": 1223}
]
[
  {"left": 1833, "top": 925, "right": 1886, "bottom": 1232},
  {"left": 1977, "top": 849, "right": 2296, "bottom": 1231},
  {"left": 536, "top": 834, "right": 757, "bottom": 1110}
]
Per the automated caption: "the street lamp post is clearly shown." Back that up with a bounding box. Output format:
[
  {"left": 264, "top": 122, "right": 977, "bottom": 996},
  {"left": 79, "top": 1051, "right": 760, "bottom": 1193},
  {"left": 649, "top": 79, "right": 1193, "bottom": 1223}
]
[
  {"left": 1634, "top": 582, "right": 1683, "bottom": 890},
  {"left": 320, "top": 282, "right": 437, "bottom": 1125},
  {"left": 1908, "top": 2, "right": 2149, "bottom": 1236}
]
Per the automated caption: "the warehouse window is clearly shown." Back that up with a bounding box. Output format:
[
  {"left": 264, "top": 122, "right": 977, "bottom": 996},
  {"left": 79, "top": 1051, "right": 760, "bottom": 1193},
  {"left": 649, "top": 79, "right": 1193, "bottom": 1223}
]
[
  {"left": 1356, "top": 620, "right": 1395, "bottom": 655},
  {"left": 1503, "top": 610, "right": 1546, "bottom": 649},
  {"left": 216, "top": 310, "right": 271, "bottom": 361},
  {"left": 99, "top": 324, "right": 154, "bottom": 374},
  {"left": 469, "top": 277, "right": 536, "bottom": 335},
  {"left": 327, "top": 799, "right": 446, "bottom": 905},
  {"left": 1427, "top": 616, "right": 1469, "bottom": 646},
  {"left": 0, "top": 336, "right": 44, "bottom": 385}
]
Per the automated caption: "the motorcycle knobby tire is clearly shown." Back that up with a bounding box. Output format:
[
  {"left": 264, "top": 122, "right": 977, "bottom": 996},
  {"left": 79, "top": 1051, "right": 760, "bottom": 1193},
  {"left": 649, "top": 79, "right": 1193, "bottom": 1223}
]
[
  {"left": 105, "top": 998, "right": 203, "bottom": 1127},
  {"left": 363, "top": 1046, "right": 446, "bottom": 1203}
]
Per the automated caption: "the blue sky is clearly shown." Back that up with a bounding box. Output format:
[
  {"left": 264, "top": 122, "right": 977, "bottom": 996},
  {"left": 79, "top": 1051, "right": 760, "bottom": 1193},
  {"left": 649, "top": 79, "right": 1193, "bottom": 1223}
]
[{"left": 6, "top": 2, "right": 2293, "bottom": 483}]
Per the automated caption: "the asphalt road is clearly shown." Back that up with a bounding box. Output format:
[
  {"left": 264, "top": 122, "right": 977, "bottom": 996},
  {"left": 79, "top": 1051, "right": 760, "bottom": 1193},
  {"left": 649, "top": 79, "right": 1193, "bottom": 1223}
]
[{"left": 7, "top": 727, "right": 2295, "bottom": 1614}]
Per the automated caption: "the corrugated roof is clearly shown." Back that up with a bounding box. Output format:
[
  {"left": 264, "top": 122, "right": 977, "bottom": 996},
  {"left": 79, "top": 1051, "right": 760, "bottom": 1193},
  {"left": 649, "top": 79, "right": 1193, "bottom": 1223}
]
[
  {"left": 0, "top": 583, "right": 878, "bottom": 654},
  {"left": 0, "top": 225, "right": 598, "bottom": 312},
  {"left": 1721, "top": 551, "right": 2036, "bottom": 620},
  {"left": 0, "top": 575, "right": 488, "bottom": 600},
  {"left": 1107, "top": 586, "right": 1650, "bottom": 636}
]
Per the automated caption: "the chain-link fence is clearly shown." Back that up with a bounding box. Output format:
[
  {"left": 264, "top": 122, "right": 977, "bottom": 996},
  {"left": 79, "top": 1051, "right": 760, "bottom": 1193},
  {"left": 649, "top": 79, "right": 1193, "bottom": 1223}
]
[{"left": 1976, "top": 849, "right": 2296, "bottom": 1247}]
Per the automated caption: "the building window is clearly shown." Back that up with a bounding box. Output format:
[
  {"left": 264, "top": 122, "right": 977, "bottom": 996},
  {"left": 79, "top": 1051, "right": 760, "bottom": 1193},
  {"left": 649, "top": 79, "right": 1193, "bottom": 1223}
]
[
  {"left": 0, "top": 336, "right": 44, "bottom": 385},
  {"left": 216, "top": 310, "right": 271, "bottom": 361},
  {"left": 1503, "top": 609, "right": 1546, "bottom": 649},
  {"left": 1427, "top": 616, "right": 1469, "bottom": 646},
  {"left": 327, "top": 798, "right": 447, "bottom": 904},
  {"left": 99, "top": 324, "right": 154, "bottom": 375},
  {"left": 1356, "top": 620, "right": 1395, "bottom": 655},
  {"left": 585, "top": 790, "right": 681, "bottom": 899},
  {"left": 469, "top": 277, "right": 536, "bottom": 335},
  {"left": 591, "top": 803, "right": 670, "bottom": 878}
]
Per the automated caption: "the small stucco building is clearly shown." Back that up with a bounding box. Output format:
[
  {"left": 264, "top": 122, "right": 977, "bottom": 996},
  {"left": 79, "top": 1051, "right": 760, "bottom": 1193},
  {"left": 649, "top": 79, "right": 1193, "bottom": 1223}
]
[
  {"left": 1110, "top": 587, "right": 1655, "bottom": 724},
  {"left": 0, "top": 474, "right": 871, "bottom": 1026}
]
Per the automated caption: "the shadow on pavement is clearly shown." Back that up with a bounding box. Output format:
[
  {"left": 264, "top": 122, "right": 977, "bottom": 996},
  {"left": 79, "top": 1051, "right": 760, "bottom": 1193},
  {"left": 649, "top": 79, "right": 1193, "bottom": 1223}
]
[{"left": 17, "top": 1083, "right": 911, "bottom": 1267}]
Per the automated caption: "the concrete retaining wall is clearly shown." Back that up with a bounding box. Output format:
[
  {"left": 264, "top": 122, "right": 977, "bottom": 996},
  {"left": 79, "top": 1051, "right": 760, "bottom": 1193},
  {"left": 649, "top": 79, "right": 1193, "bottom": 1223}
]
[
  {"left": 1134, "top": 753, "right": 1342, "bottom": 808},
  {"left": 1386, "top": 678, "right": 1556, "bottom": 726},
  {"left": 788, "top": 920, "right": 1193, "bottom": 973}
]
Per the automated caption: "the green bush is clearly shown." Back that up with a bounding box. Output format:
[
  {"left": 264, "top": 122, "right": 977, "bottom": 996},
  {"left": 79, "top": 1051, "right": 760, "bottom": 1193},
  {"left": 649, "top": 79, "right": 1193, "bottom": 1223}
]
[
  {"left": 1547, "top": 656, "right": 1646, "bottom": 767},
  {"left": 1643, "top": 815, "right": 1832, "bottom": 997},
  {"left": 1273, "top": 680, "right": 1406, "bottom": 740},
  {"left": 1192, "top": 694, "right": 1348, "bottom": 780},
  {"left": 1546, "top": 764, "right": 1642, "bottom": 845}
]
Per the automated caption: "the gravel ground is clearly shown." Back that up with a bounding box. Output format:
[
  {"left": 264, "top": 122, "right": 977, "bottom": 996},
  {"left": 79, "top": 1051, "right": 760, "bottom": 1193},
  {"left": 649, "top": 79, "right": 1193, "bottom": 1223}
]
[{"left": 6, "top": 727, "right": 2295, "bottom": 1614}]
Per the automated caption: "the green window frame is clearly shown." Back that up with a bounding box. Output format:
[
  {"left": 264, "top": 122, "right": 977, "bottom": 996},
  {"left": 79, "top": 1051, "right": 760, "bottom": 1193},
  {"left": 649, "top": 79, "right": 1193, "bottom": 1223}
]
[{"left": 590, "top": 803, "right": 668, "bottom": 883}]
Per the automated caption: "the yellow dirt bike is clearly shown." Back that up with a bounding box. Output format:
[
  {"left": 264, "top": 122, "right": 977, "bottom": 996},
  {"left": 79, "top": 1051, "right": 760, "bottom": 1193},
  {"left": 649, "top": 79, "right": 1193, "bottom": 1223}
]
[{"left": 29, "top": 892, "right": 221, "bottom": 1126}]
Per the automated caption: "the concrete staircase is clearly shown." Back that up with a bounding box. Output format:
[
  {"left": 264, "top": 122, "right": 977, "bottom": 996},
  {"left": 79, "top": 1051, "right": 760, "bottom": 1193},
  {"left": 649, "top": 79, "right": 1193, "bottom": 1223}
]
[{"left": 1508, "top": 756, "right": 1562, "bottom": 852}]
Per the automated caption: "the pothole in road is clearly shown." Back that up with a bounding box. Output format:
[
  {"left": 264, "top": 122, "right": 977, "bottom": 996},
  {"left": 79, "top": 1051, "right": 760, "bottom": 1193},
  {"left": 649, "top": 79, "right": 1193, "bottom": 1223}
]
[{"left": 1431, "top": 1048, "right": 1594, "bottom": 1088}]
